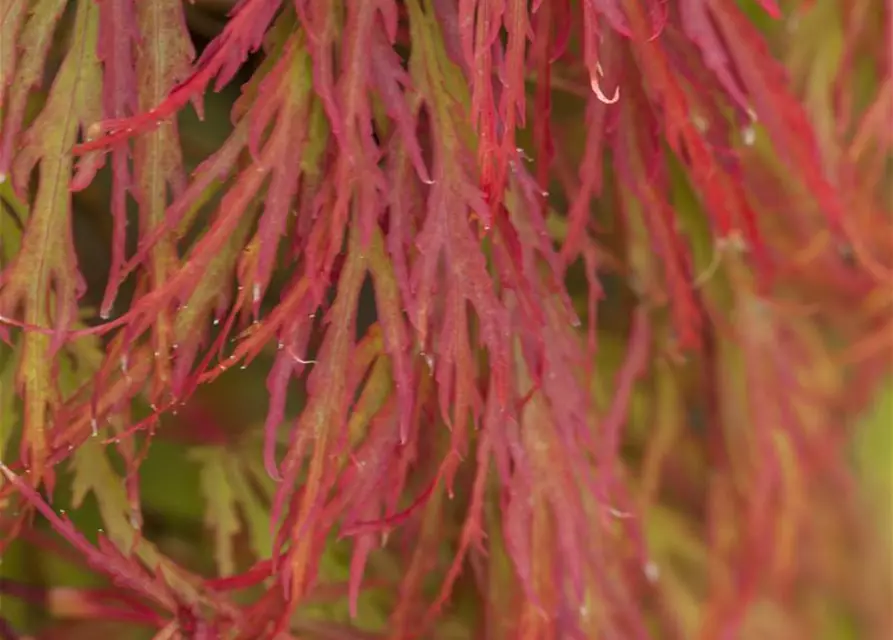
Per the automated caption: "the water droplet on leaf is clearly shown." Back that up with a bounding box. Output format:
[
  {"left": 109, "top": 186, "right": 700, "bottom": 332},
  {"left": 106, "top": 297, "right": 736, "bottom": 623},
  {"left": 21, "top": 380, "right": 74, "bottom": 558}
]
[{"left": 644, "top": 561, "right": 660, "bottom": 582}]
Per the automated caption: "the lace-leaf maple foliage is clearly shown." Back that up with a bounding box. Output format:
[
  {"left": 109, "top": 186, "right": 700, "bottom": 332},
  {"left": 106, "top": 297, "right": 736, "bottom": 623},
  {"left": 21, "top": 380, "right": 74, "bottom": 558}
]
[{"left": 0, "top": 0, "right": 891, "bottom": 638}]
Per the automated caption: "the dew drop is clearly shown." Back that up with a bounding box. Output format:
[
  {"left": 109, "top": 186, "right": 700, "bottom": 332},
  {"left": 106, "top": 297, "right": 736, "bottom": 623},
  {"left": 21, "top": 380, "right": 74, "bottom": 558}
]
[
  {"left": 644, "top": 561, "right": 660, "bottom": 583},
  {"left": 253, "top": 283, "right": 261, "bottom": 304},
  {"left": 421, "top": 177, "right": 436, "bottom": 185},
  {"left": 120, "top": 355, "right": 128, "bottom": 373},
  {"left": 213, "top": 318, "right": 220, "bottom": 326},
  {"left": 100, "top": 308, "right": 111, "bottom": 320},
  {"left": 91, "top": 418, "right": 99, "bottom": 436},
  {"left": 0, "top": 173, "right": 6, "bottom": 184},
  {"left": 742, "top": 126, "right": 756, "bottom": 146}
]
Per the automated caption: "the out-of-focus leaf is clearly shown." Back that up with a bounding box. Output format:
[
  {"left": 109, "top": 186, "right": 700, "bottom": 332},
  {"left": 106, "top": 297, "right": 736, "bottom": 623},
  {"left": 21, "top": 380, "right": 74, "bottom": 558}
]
[{"left": 190, "top": 447, "right": 241, "bottom": 577}]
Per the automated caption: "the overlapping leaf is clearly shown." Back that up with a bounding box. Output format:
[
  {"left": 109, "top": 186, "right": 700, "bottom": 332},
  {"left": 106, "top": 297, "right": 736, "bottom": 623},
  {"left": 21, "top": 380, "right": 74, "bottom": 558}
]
[{"left": 0, "top": 0, "right": 888, "bottom": 638}]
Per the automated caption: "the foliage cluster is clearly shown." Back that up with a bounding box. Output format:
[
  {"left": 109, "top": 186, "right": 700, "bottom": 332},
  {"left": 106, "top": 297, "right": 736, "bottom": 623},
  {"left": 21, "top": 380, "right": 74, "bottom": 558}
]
[{"left": 0, "top": 0, "right": 890, "bottom": 638}]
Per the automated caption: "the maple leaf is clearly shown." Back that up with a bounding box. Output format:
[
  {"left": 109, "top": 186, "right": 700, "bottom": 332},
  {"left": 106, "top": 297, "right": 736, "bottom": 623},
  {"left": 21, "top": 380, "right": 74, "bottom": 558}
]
[
  {"left": 70, "top": 436, "right": 143, "bottom": 552},
  {"left": 192, "top": 447, "right": 243, "bottom": 577},
  {"left": 114, "top": 0, "right": 195, "bottom": 392},
  {"left": 0, "top": 0, "right": 28, "bottom": 112},
  {"left": 0, "top": 0, "right": 101, "bottom": 485},
  {"left": 0, "top": 461, "right": 176, "bottom": 611},
  {"left": 0, "top": 0, "right": 888, "bottom": 637},
  {"left": 191, "top": 445, "right": 274, "bottom": 578},
  {"left": 69, "top": 0, "right": 139, "bottom": 316},
  {"left": 0, "top": 344, "right": 19, "bottom": 459},
  {"left": 0, "top": 0, "right": 68, "bottom": 176}
]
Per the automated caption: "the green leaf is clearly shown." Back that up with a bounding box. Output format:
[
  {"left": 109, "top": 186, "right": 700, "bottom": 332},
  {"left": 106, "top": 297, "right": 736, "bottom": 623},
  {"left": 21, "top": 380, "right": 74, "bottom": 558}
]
[
  {"left": 853, "top": 375, "right": 893, "bottom": 549},
  {"left": 191, "top": 447, "right": 241, "bottom": 577},
  {"left": 0, "top": 0, "right": 101, "bottom": 482},
  {"left": 227, "top": 449, "right": 274, "bottom": 562},
  {"left": 0, "top": 0, "right": 67, "bottom": 174},
  {"left": 0, "top": 344, "right": 20, "bottom": 461},
  {"left": 0, "top": 0, "right": 27, "bottom": 106},
  {"left": 70, "top": 436, "right": 139, "bottom": 551},
  {"left": 190, "top": 444, "right": 275, "bottom": 576}
]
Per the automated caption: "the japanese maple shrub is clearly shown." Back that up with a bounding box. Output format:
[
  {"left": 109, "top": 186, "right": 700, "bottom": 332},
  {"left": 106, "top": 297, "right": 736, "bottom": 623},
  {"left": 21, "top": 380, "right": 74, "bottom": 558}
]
[{"left": 0, "top": 0, "right": 890, "bottom": 638}]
